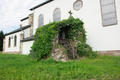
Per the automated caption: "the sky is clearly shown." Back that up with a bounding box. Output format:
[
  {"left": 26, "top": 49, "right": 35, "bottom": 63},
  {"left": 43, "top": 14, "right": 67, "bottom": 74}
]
[{"left": 0, "top": 0, "right": 46, "bottom": 34}]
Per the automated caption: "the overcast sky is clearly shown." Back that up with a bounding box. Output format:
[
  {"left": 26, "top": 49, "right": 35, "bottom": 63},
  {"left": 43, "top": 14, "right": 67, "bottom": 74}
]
[{"left": 0, "top": 0, "right": 46, "bottom": 34}]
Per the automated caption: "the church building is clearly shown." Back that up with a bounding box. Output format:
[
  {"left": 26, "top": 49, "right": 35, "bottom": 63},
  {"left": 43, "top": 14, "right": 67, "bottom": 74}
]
[{"left": 3, "top": 0, "right": 120, "bottom": 55}]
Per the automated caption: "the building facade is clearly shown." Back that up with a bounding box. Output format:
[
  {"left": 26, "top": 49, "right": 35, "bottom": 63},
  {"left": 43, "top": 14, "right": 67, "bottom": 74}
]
[{"left": 4, "top": 0, "right": 120, "bottom": 54}]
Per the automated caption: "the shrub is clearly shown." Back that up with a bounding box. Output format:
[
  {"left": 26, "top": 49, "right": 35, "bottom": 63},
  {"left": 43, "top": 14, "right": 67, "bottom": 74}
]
[
  {"left": 90, "top": 52, "right": 99, "bottom": 58},
  {"left": 77, "top": 42, "right": 92, "bottom": 57},
  {"left": 30, "top": 23, "right": 56, "bottom": 61},
  {"left": 77, "top": 42, "right": 98, "bottom": 58}
]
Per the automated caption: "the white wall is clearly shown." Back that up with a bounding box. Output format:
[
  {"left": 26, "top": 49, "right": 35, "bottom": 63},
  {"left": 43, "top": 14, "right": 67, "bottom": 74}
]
[
  {"left": 22, "top": 41, "right": 34, "bottom": 55},
  {"left": 5, "top": 28, "right": 33, "bottom": 54},
  {"left": 5, "top": 31, "right": 22, "bottom": 53},
  {"left": 32, "top": 0, "right": 120, "bottom": 51},
  {"left": 24, "top": 28, "right": 31, "bottom": 38},
  {"left": 21, "top": 19, "right": 29, "bottom": 27}
]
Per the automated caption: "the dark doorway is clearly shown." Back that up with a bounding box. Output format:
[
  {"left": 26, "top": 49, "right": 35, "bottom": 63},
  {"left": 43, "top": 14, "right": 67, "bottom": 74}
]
[
  {"left": 58, "top": 26, "right": 70, "bottom": 47},
  {"left": 58, "top": 26, "right": 75, "bottom": 59},
  {"left": 59, "top": 26, "right": 69, "bottom": 40}
]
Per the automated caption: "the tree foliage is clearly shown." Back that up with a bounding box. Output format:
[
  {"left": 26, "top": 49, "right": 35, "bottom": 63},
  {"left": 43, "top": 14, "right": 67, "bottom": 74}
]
[{"left": 0, "top": 31, "right": 4, "bottom": 51}]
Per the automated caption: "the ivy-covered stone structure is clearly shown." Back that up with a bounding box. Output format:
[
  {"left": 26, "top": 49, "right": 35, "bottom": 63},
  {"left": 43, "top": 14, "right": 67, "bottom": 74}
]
[
  {"left": 30, "top": 17, "right": 95, "bottom": 61},
  {"left": 51, "top": 17, "right": 86, "bottom": 61}
]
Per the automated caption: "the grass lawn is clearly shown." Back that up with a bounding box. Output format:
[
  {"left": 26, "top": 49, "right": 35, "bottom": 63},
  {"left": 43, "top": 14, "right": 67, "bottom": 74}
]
[{"left": 0, "top": 54, "right": 120, "bottom": 80}]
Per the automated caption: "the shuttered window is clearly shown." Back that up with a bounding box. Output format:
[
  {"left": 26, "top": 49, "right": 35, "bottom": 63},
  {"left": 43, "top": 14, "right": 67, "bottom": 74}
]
[
  {"left": 53, "top": 8, "right": 61, "bottom": 22},
  {"left": 38, "top": 14, "right": 44, "bottom": 27},
  {"left": 100, "top": 0, "right": 117, "bottom": 26}
]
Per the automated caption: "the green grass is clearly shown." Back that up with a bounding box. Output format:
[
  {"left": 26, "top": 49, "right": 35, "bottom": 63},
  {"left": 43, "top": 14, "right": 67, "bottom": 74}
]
[{"left": 0, "top": 54, "right": 120, "bottom": 80}]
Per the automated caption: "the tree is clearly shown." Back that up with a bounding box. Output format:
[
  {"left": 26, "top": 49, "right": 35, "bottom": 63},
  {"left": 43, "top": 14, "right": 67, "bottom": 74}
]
[{"left": 0, "top": 31, "right": 4, "bottom": 51}]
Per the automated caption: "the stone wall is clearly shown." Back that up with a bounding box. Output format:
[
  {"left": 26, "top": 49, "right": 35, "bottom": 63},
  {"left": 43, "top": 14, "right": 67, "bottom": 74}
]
[
  {"left": 29, "top": 13, "right": 34, "bottom": 36},
  {"left": 51, "top": 34, "right": 68, "bottom": 62},
  {"left": 51, "top": 30, "right": 80, "bottom": 61}
]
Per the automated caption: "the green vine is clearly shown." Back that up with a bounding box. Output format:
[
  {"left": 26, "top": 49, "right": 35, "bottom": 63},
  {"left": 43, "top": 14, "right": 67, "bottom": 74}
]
[
  {"left": 30, "top": 23, "right": 56, "bottom": 61},
  {"left": 30, "top": 16, "right": 96, "bottom": 61},
  {"left": 55, "top": 16, "right": 86, "bottom": 43}
]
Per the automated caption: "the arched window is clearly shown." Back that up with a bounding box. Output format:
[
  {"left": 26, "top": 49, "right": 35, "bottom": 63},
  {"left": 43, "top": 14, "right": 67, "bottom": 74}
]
[
  {"left": 53, "top": 8, "right": 61, "bottom": 22},
  {"left": 38, "top": 14, "right": 44, "bottom": 27},
  {"left": 8, "top": 37, "right": 11, "bottom": 47},
  {"left": 14, "top": 35, "right": 17, "bottom": 47}
]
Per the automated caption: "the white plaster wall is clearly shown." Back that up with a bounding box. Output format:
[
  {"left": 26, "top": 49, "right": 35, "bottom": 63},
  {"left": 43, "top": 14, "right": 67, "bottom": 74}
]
[
  {"left": 22, "top": 41, "right": 34, "bottom": 55},
  {"left": 24, "top": 28, "right": 31, "bottom": 38},
  {"left": 5, "top": 31, "right": 22, "bottom": 53},
  {"left": 32, "top": 0, "right": 120, "bottom": 51},
  {"left": 21, "top": 19, "right": 29, "bottom": 27}
]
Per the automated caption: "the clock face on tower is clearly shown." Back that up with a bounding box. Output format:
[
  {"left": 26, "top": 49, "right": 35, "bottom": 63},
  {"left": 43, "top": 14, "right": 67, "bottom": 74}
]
[{"left": 73, "top": 0, "right": 83, "bottom": 11}]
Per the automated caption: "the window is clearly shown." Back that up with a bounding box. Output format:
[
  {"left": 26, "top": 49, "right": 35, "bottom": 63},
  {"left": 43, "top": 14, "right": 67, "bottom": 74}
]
[
  {"left": 100, "top": 0, "right": 117, "bottom": 26},
  {"left": 53, "top": 8, "right": 61, "bottom": 22},
  {"left": 38, "top": 14, "right": 44, "bottom": 27},
  {"left": 14, "top": 35, "right": 17, "bottom": 47},
  {"left": 8, "top": 37, "right": 11, "bottom": 47},
  {"left": 73, "top": 0, "right": 83, "bottom": 11}
]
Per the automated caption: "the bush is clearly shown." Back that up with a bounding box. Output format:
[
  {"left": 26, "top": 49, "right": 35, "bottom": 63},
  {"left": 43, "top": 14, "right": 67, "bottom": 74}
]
[
  {"left": 89, "top": 51, "right": 99, "bottom": 58},
  {"left": 77, "top": 42, "right": 92, "bottom": 57},
  {"left": 77, "top": 42, "right": 98, "bottom": 58},
  {"left": 30, "top": 23, "right": 56, "bottom": 61}
]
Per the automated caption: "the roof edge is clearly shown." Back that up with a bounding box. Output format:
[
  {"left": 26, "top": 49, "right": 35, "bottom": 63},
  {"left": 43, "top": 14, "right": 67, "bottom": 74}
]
[
  {"left": 5, "top": 25, "right": 31, "bottom": 36},
  {"left": 30, "top": 0, "right": 54, "bottom": 11},
  {"left": 21, "top": 36, "right": 34, "bottom": 42},
  {"left": 21, "top": 17, "right": 29, "bottom": 21}
]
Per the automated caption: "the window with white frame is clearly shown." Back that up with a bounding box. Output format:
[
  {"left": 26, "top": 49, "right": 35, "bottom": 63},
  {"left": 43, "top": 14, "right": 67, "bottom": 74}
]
[
  {"left": 38, "top": 14, "right": 44, "bottom": 27},
  {"left": 100, "top": 0, "right": 117, "bottom": 26},
  {"left": 53, "top": 8, "right": 61, "bottom": 22}
]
